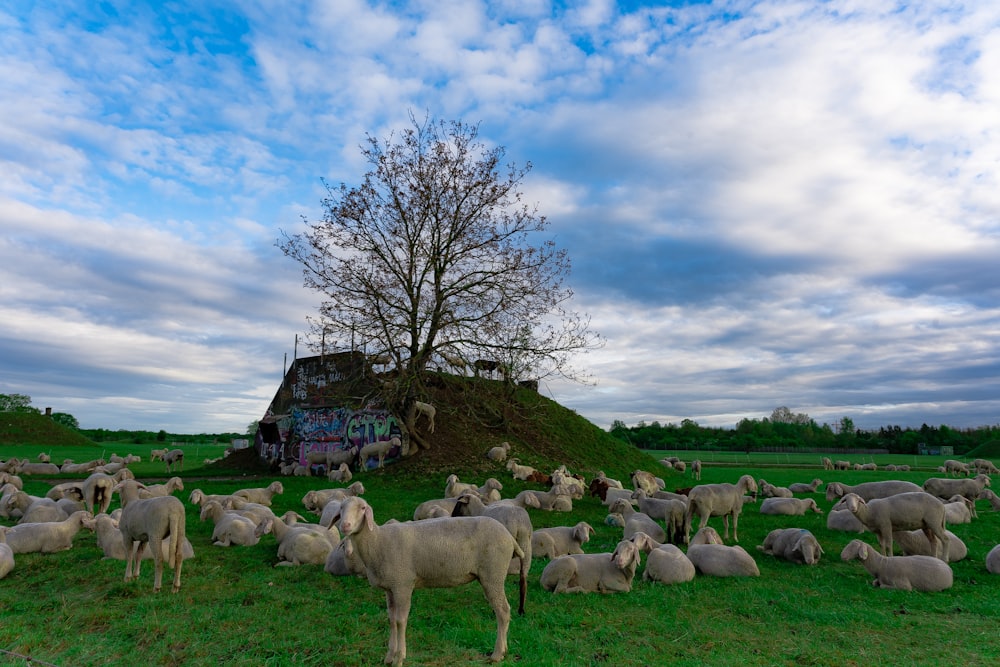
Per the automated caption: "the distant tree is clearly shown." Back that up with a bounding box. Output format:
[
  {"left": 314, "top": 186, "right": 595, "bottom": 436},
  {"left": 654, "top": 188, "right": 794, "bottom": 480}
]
[
  {"left": 0, "top": 393, "right": 39, "bottom": 413},
  {"left": 279, "top": 114, "right": 600, "bottom": 451},
  {"left": 770, "top": 406, "right": 811, "bottom": 425},
  {"left": 156, "top": 429, "right": 168, "bottom": 442},
  {"left": 50, "top": 412, "right": 79, "bottom": 429}
]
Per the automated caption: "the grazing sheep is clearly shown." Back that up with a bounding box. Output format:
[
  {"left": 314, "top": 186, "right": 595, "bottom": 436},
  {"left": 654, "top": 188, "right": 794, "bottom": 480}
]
[
  {"left": 531, "top": 522, "right": 595, "bottom": 559},
  {"left": 540, "top": 538, "right": 642, "bottom": 593},
  {"left": 758, "top": 479, "right": 793, "bottom": 498},
  {"left": 85, "top": 513, "right": 195, "bottom": 561},
  {"left": 486, "top": 442, "right": 511, "bottom": 462},
  {"left": 413, "top": 401, "right": 436, "bottom": 433},
  {"left": 972, "top": 458, "right": 1000, "bottom": 475},
  {"left": 338, "top": 496, "right": 524, "bottom": 666},
  {"left": 114, "top": 480, "right": 186, "bottom": 593},
  {"left": 834, "top": 460, "right": 851, "bottom": 471},
  {"left": 232, "top": 481, "right": 284, "bottom": 506},
  {"left": 987, "top": 545, "right": 1000, "bottom": 574},
  {"left": 759, "top": 497, "right": 822, "bottom": 516},
  {"left": 138, "top": 477, "right": 185, "bottom": 499},
  {"left": 0, "top": 528, "right": 14, "bottom": 579},
  {"left": 631, "top": 470, "right": 664, "bottom": 495},
  {"left": 840, "top": 539, "right": 953, "bottom": 591},
  {"left": 150, "top": 448, "right": 167, "bottom": 462},
  {"left": 841, "top": 492, "right": 949, "bottom": 560},
  {"left": 1, "top": 510, "right": 92, "bottom": 554},
  {"left": 359, "top": 437, "right": 401, "bottom": 470},
  {"left": 630, "top": 490, "right": 686, "bottom": 544},
  {"left": 893, "top": 528, "right": 967, "bottom": 562},
  {"left": 163, "top": 449, "right": 185, "bottom": 473},
  {"left": 686, "top": 527, "right": 760, "bottom": 577},
  {"left": 684, "top": 474, "right": 758, "bottom": 543},
  {"left": 628, "top": 531, "right": 695, "bottom": 584},
  {"left": 506, "top": 459, "right": 536, "bottom": 481},
  {"left": 608, "top": 498, "right": 666, "bottom": 543},
  {"left": 757, "top": 528, "right": 824, "bottom": 565},
  {"left": 977, "top": 489, "right": 1000, "bottom": 511},
  {"left": 942, "top": 459, "right": 970, "bottom": 477},
  {"left": 922, "top": 474, "right": 991, "bottom": 502},
  {"left": 824, "top": 480, "right": 923, "bottom": 502},
  {"left": 788, "top": 478, "right": 823, "bottom": 494},
  {"left": 451, "top": 493, "right": 532, "bottom": 585},
  {"left": 326, "top": 462, "right": 353, "bottom": 483},
  {"left": 200, "top": 501, "right": 262, "bottom": 547}
]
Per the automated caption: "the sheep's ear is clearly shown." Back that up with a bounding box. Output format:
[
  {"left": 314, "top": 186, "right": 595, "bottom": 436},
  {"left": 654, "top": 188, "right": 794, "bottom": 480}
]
[{"left": 363, "top": 504, "right": 375, "bottom": 532}]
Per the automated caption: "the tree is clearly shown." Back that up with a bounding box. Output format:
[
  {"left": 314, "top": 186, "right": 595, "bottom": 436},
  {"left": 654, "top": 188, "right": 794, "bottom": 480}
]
[
  {"left": 50, "top": 412, "right": 79, "bottom": 429},
  {"left": 0, "top": 393, "right": 38, "bottom": 413},
  {"left": 279, "top": 115, "right": 600, "bottom": 451}
]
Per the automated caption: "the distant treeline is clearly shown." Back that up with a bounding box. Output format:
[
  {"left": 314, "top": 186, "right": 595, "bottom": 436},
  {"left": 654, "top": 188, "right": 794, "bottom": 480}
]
[
  {"left": 79, "top": 428, "right": 244, "bottom": 445},
  {"left": 609, "top": 417, "right": 1000, "bottom": 456}
]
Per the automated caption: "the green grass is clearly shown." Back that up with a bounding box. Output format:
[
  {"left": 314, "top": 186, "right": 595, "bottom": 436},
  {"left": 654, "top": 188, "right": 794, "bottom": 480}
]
[{"left": 2, "top": 461, "right": 999, "bottom": 666}]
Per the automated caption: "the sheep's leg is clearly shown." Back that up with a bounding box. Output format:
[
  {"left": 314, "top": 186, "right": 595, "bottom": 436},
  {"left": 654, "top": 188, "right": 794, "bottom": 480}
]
[
  {"left": 171, "top": 543, "right": 183, "bottom": 593},
  {"left": 150, "top": 538, "right": 163, "bottom": 592},
  {"left": 480, "top": 576, "right": 512, "bottom": 662},
  {"left": 385, "top": 588, "right": 410, "bottom": 666}
]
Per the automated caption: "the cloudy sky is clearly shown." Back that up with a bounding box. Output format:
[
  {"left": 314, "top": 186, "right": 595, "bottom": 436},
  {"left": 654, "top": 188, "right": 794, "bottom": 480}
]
[{"left": 3, "top": 1, "right": 999, "bottom": 434}]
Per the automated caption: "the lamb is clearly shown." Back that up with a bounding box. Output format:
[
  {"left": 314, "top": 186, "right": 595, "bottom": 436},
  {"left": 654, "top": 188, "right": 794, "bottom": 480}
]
[
  {"left": 505, "top": 458, "right": 536, "bottom": 481},
  {"left": 686, "top": 527, "right": 760, "bottom": 577},
  {"left": 200, "top": 500, "right": 263, "bottom": 547},
  {"left": 413, "top": 400, "right": 436, "bottom": 433},
  {"left": 138, "top": 477, "right": 185, "bottom": 499},
  {"left": 824, "top": 480, "right": 923, "bottom": 502},
  {"left": 451, "top": 492, "right": 532, "bottom": 584},
  {"left": 627, "top": 531, "right": 695, "bottom": 584},
  {"left": 841, "top": 492, "right": 949, "bottom": 560},
  {"left": 0, "top": 528, "right": 14, "bottom": 579},
  {"left": 486, "top": 442, "right": 511, "bottom": 462},
  {"left": 759, "top": 497, "right": 822, "bottom": 516},
  {"left": 1, "top": 510, "right": 92, "bottom": 554},
  {"left": 892, "top": 528, "right": 967, "bottom": 562},
  {"left": 987, "top": 545, "right": 1000, "bottom": 574},
  {"left": 359, "top": 437, "right": 401, "bottom": 470},
  {"left": 631, "top": 470, "right": 664, "bottom": 495},
  {"left": 326, "top": 462, "right": 353, "bottom": 483},
  {"left": 757, "top": 528, "right": 824, "bottom": 565},
  {"left": 149, "top": 448, "right": 167, "bottom": 462},
  {"left": 163, "top": 449, "right": 185, "bottom": 473},
  {"left": 630, "top": 490, "right": 685, "bottom": 544},
  {"left": 609, "top": 497, "right": 666, "bottom": 543},
  {"left": 539, "top": 538, "right": 642, "bottom": 593},
  {"left": 684, "top": 474, "right": 758, "bottom": 543},
  {"left": 922, "top": 474, "right": 991, "bottom": 502},
  {"left": 787, "top": 478, "right": 823, "bottom": 494},
  {"left": 758, "top": 479, "right": 793, "bottom": 498},
  {"left": 840, "top": 539, "right": 953, "bottom": 591},
  {"left": 338, "top": 496, "right": 524, "bottom": 666},
  {"left": 84, "top": 513, "right": 195, "bottom": 561},
  {"left": 531, "top": 522, "right": 595, "bottom": 559},
  {"left": 114, "top": 479, "right": 186, "bottom": 593},
  {"left": 232, "top": 480, "right": 284, "bottom": 506}
]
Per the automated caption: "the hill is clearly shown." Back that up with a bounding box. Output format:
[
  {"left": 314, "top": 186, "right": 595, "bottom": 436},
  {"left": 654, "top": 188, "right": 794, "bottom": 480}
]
[{"left": 0, "top": 412, "right": 97, "bottom": 448}]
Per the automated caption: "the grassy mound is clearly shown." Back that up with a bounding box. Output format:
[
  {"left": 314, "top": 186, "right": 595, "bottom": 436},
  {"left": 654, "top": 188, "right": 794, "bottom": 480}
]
[{"left": 0, "top": 412, "right": 96, "bottom": 448}]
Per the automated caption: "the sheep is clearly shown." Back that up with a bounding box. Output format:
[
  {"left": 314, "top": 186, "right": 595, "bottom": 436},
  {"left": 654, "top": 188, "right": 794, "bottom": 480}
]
[
  {"left": 150, "top": 448, "right": 167, "bottom": 462},
  {"left": 15, "top": 495, "right": 83, "bottom": 524},
  {"left": 327, "top": 462, "right": 353, "bottom": 483},
  {"left": 834, "top": 460, "right": 851, "bottom": 471},
  {"left": 672, "top": 460, "right": 687, "bottom": 474},
  {"left": 188, "top": 489, "right": 236, "bottom": 508},
  {"left": 451, "top": 492, "right": 532, "bottom": 584},
  {"left": 114, "top": 479, "right": 186, "bottom": 593},
  {"left": 163, "top": 449, "right": 184, "bottom": 473},
  {"left": 37, "top": 452, "right": 51, "bottom": 463},
  {"left": 199, "top": 500, "right": 263, "bottom": 547},
  {"left": 686, "top": 527, "right": 760, "bottom": 577},
  {"left": 757, "top": 528, "right": 824, "bottom": 565},
  {"left": 232, "top": 481, "right": 284, "bottom": 506},
  {"left": 550, "top": 470, "right": 585, "bottom": 499},
  {"left": 539, "top": 538, "right": 642, "bottom": 594},
  {"left": 46, "top": 481, "right": 84, "bottom": 501},
  {"left": 338, "top": 496, "right": 524, "bottom": 666},
  {"left": 521, "top": 485, "right": 574, "bottom": 512},
  {"left": 922, "top": 474, "right": 991, "bottom": 502},
  {"left": 759, "top": 497, "right": 822, "bottom": 516},
  {"left": 84, "top": 513, "right": 195, "bottom": 561},
  {"left": 0, "top": 528, "right": 14, "bottom": 579},
  {"left": 630, "top": 489, "right": 686, "bottom": 543},
  {"left": 491, "top": 491, "right": 542, "bottom": 511},
  {"left": 824, "top": 480, "right": 923, "bottom": 502},
  {"left": 264, "top": 515, "right": 339, "bottom": 566},
  {"left": 978, "top": 488, "right": 1000, "bottom": 511},
  {"left": 60, "top": 459, "right": 103, "bottom": 474},
  {"left": 506, "top": 458, "right": 536, "bottom": 481},
  {"left": 758, "top": 479, "right": 793, "bottom": 498},
  {"left": 531, "top": 522, "right": 595, "bottom": 559},
  {"left": 690, "top": 460, "right": 702, "bottom": 480},
  {"left": 822, "top": 457, "right": 834, "bottom": 470},
  {"left": 1, "top": 510, "right": 92, "bottom": 554},
  {"left": 987, "top": 545, "right": 1000, "bottom": 574},
  {"left": 609, "top": 497, "right": 666, "bottom": 543},
  {"left": 841, "top": 492, "right": 949, "bottom": 561},
  {"left": 594, "top": 471, "right": 624, "bottom": 489},
  {"left": 224, "top": 497, "right": 282, "bottom": 528},
  {"left": 138, "top": 477, "right": 185, "bottom": 499},
  {"left": 413, "top": 400, "right": 436, "bottom": 433},
  {"left": 413, "top": 497, "right": 461, "bottom": 520},
  {"left": 15, "top": 461, "right": 61, "bottom": 475},
  {"left": 589, "top": 478, "right": 612, "bottom": 501},
  {"left": 359, "top": 437, "right": 401, "bottom": 470},
  {"left": 439, "top": 351, "right": 468, "bottom": 375},
  {"left": 324, "top": 537, "right": 367, "bottom": 577},
  {"left": 486, "top": 442, "right": 511, "bottom": 462},
  {"left": 292, "top": 465, "right": 310, "bottom": 476},
  {"left": 301, "top": 483, "right": 365, "bottom": 513},
  {"left": 860, "top": 462, "right": 877, "bottom": 471},
  {"left": 972, "top": 458, "right": 1000, "bottom": 475},
  {"left": 893, "top": 528, "right": 967, "bottom": 562},
  {"left": 827, "top": 496, "right": 867, "bottom": 533},
  {"left": 631, "top": 470, "right": 664, "bottom": 495},
  {"left": 81, "top": 472, "right": 118, "bottom": 516},
  {"left": 525, "top": 470, "right": 552, "bottom": 486},
  {"left": 477, "top": 478, "right": 504, "bottom": 503},
  {"left": 788, "top": 478, "right": 823, "bottom": 494},
  {"left": 943, "top": 495, "right": 975, "bottom": 524},
  {"left": 0, "top": 472, "right": 23, "bottom": 490},
  {"left": 840, "top": 539, "right": 953, "bottom": 591},
  {"left": 445, "top": 474, "right": 479, "bottom": 498},
  {"left": 627, "top": 532, "right": 695, "bottom": 584},
  {"left": 942, "top": 459, "right": 970, "bottom": 477},
  {"left": 684, "top": 474, "right": 758, "bottom": 544}
]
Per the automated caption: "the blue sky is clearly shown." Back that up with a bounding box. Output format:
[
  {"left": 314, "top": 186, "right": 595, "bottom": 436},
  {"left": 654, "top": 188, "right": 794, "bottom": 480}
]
[{"left": 3, "top": 1, "right": 1000, "bottom": 434}]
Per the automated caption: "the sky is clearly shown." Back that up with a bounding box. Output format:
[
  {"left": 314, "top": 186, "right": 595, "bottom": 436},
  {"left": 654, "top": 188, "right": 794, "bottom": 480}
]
[{"left": 3, "top": 0, "right": 1000, "bottom": 435}]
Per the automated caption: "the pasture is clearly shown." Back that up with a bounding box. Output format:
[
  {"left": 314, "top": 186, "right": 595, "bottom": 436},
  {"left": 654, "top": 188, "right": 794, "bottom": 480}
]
[{"left": 1, "top": 447, "right": 999, "bottom": 666}]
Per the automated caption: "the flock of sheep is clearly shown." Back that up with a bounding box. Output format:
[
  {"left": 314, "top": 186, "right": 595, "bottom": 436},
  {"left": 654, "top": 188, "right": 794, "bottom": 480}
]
[{"left": 2, "top": 447, "right": 1000, "bottom": 666}]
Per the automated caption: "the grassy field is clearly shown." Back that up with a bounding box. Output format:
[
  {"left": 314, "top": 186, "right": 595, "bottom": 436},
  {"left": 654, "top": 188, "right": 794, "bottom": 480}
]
[{"left": 1, "top": 446, "right": 999, "bottom": 666}]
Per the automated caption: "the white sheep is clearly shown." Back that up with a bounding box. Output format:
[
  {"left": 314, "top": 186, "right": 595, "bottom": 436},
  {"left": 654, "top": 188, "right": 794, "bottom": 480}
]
[
  {"left": 608, "top": 497, "right": 666, "bottom": 543},
  {"left": 15, "top": 461, "right": 61, "bottom": 475},
  {"left": 486, "top": 442, "right": 511, "bottom": 462},
  {"left": 451, "top": 492, "right": 532, "bottom": 586},
  {"left": 757, "top": 528, "right": 824, "bottom": 565},
  {"left": 690, "top": 460, "right": 702, "bottom": 480},
  {"left": 359, "top": 437, "right": 401, "bottom": 470},
  {"left": 301, "top": 483, "right": 365, "bottom": 513},
  {"left": 822, "top": 457, "right": 834, "bottom": 470},
  {"left": 758, "top": 479, "right": 793, "bottom": 498},
  {"left": 199, "top": 500, "right": 263, "bottom": 547},
  {"left": 37, "top": 452, "right": 51, "bottom": 463},
  {"left": 972, "top": 458, "right": 1000, "bottom": 475},
  {"left": 942, "top": 459, "right": 970, "bottom": 476},
  {"left": 987, "top": 545, "right": 1000, "bottom": 574},
  {"left": 491, "top": 491, "right": 542, "bottom": 511},
  {"left": 149, "top": 448, "right": 167, "bottom": 462},
  {"left": 0, "top": 472, "right": 23, "bottom": 490},
  {"left": 232, "top": 480, "right": 284, "bottom": 506},
  {"left": 531, "top": 522, "right": 595, "bottom": 559},
  {"left": 892, "top": 528, "right": 967, "bottom": 562},
  {"left": 163, "top": 449, "right": 185, "bottom": 473},
  {"left": 444, "top": 473, "right": 478, "bottom": 498},
  {"left": 114, "top": 479, "right": 186, "bottom": 593},
  {"left": 138, "top": 477, "right": 185, "bottom": 499},
  {"left": 521, "top": 485, "right": 574, "bottom": 512},
  {"left": 477, "top": 478, "right": 505, "bottom": 503},
  {"left": 539, "top": 538, "right": 642, "bottom": 594},
  {"left": 413, "top": 400, "right": 436, "bottom": 433},
  {"left": 787, "top": 478, "right": 824, "bottom": 494},
  {"left": 1, "top": 510, "right": 92, "bottom": 554},
  {"left": 601, "top": 487, "right": 638, "bottom": 508},
  {"left": 841, "top": 492, "right": 949, "bottom": 561},
  {"left": 840, "top": 539, "right": 953, "bottom": 591},
  {"left": 943, "top": 495, "right": 975, "bottom": 524},
  {"left": 60, "top": 459, "right": 103, "bottom": 474},
  {"left": 686, "top": 526, "right": 760, "bottom": 577},
  {"left": 324, "top": 537, "right": 367, "bottom": 577},
  {"left": 631, "top": 470, "right": 664, "bottom": 495},
  {"left": 505, "top": 458, "right": 536, "bottom": 481},
  {"left": 14, "top": 494, "right": 83, "bottom": 524},
  {"left": 826, "top": 498, "right": 867, "bottom": 534},
  {"left": 0, "top": 528, "right": 14, "bottom": 579},
  {"left": 593, "top": 471, "right": 624, "bottom": 489},
  {"left": 630, "top": 489, "right": 686, "bottom": 543},
  {"left": 684, "top": 474, "right": 758, "bottom": 543},
  {"left": 628, "top": 531, "right": 695, "bottom": 584},
  {"left": 84, "top": 513, "right": 195, "bottom": 561},
  {"left": 327, "top": 462, "right": 353, "bottom": 483},
  {"left": 188, "top": 489, "right": 236, "bottom": 508},
  {"left": 412, "top": 497, "right": 461, "bottom": 520},
  {"left": 265, "top": 515, "right": 339, "bottom": 566},
  {"left": 824, "top": 480, "right": 923, "bottom": 502},
  {"left": 759, "top": 497, "right": 822, "bottom": 516},
  {"left": 338, "top": 496, "right": 523, "bottom": 666},
  {"left": 922, "top": 474, "right": 991, "bottom": 502}
]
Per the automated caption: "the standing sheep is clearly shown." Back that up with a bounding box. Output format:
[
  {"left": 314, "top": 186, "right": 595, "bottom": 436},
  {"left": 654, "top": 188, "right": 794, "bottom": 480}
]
[
  {"left": 114, "top": 480, "right": 186, "bottom": 593},
  {"left": 841, "top": 492, "right": 949, "bottom": 561},
  {"left": 840, "top": 539, "right": 953, "bottom": 591},
  {"left": 539, "top": 538, "right": 642, "bottom": 593},
  {"left": 825, "top": 480, "right": 922, "bottom": 502},
  {"left": 163, "top": 449, "right": 184, "bottom": 473},
  {"left": 451, "top": 492, "right": 532, "bottom": 593},
  {"left": 338, "top": 496, "right": 524, "bottom": 666},
  {"left": 684, "top": 474, "right": 758, "bottom": 543},
  {"left": 922, "top": 474, "right": 991, "bottom": 502},
  {"left": 413, "top": 401, "right": 436, "bottom": 433}
]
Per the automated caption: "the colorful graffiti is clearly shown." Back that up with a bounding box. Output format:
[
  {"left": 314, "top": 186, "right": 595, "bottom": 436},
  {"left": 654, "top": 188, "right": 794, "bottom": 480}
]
[{"left": 288, "top": 406, "right": 403, "bottom": 470}]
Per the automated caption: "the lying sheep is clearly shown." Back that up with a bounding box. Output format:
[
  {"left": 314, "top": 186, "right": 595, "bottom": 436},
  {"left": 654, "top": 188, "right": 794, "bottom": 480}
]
[
  {"left": 14, "top": 461, "right": 61, "bottom": 475},
  {"left": 923, "top": 474, "right": 991, "bottom": 502},
  {"left": 491, "top": 491, "right": 542, "bottom": 511},
  {"left": 15, "top": 495, "right": 83, "bottom": 524},
  {"left": 631, "top": 470, "right": 664, "bottom": 495},
  {"left": 521, "top": 485, "right": 574, "bottom": 512},
  {"left": 540, "top": 538, "right": 642, "bottom": 593},
  {"left": 338, "top": 496, "right": 523, "bottom": 666},
  {"left": 757, "top": 528, "right": 824, "bottom": 565},
  {"left": 787, "top": 478, "right": 823, "bottom": 494},
  {"left": 628, "top": 531, "right": 695, "bottom": 584},
  {"left": 943, "top": 495, "right": 976, "bottom": 524},
  {"left": 531, "top": 522, "right": 594, "bottom": 559},
  {"left": 758, "top": 479, "right": 792, "bottom": 499},
  {"left": 200, "top": 500, "right": 262, "bottom": 547},
  {"left": 827, "top": 497, "right": 867, "bottom": 534},
  {"left": 686, "top": 527, "right": 760, "bottom": 577},
  {"left": 114, "top": 479, "right": 186, "bottom": 593},
  {"left": 85, "top": 513, "right": 195, "bottom": 561},
  {"left": 684, "top": 474, "right": 758, "bottom": 543},
  {"left": 60, "top": 459, "right": 103, "bottom": 474},
  {"left": 45, "top": 482, "right": 84, "bottom": 502},
  {"left": 506, "top": 458, "right": 536, "bottom": 481},
  {"left": 987, "top": 545, "right": 1000, "bottom": 574},
  {"left": 0, "top": 528, "right": 13, "bottom": 579},
  {"left": 601, "top": 487, "right": 638, "bottom": 508},
  {"left": 324, "top": 537, "right": 367, "bottom": 577},
  {"left": 841, "top": 492, "right": 949, "bottom": 561},
  {"left": 451, "top": 492, "right": 532, "bottom": 587},
  {"left": 893, "top": 528, "right": 967, "bottom": 562},
  {"left": 594, "top": 471, "right": 624, "bottom": 489},
  {"left": 327, "top": 462, "right": 353, "bottom": 483},
  {"left": 189, "top": 489, "right": 236, "bottom": 508},
  {"left": 265, "top": 515, "right": 339, "bottom": 566},
  {"left": 759, "top": 497, "right": 822, "bottom": 516},
  {"left": 2, "top": 510, "right": 92, "bottom": 554},
  {"left": 302, "top": 482, "right": 366, "bottom": 513},
  {"left": 138, "top": 477, "right": 185, "bottom": 499},
  {"left": 486, "top": 442, "right": 511, "bottom": 462},
  {"left": 840, "top": 539, "right": 953, "bottom": 591},
  {"left": 413, "top": 497, "right": 461, "bottom": 520},
  {"left": 609, "top": 498, "right": 666, "bottom": 543},
  {"left": 233, "top": 481, "right": 284, "bottom": 506}
]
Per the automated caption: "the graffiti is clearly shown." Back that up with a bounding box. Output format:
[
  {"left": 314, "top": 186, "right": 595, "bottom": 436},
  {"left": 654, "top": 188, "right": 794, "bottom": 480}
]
[{"left": 288, "top": 406, "right": 402, "bottom": 469}]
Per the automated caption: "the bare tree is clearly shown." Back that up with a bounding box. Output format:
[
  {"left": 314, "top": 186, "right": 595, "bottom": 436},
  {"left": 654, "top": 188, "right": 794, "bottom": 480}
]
[{"left": 279, "top": 115, "right": 599, "bottom": 451}]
